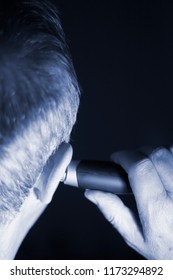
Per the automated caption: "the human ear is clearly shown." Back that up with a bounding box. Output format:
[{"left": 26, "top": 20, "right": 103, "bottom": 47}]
[{"left": 34, "top": 142, "right": 73, "bottom": 204}]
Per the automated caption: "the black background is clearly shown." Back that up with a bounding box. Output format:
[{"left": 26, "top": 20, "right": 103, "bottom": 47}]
[{"left": 16, "top": 0, "right": 173, "bottom": 259}]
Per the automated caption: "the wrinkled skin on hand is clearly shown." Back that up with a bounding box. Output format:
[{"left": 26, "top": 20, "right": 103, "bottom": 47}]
[{"left": 85, "top": 147, "right": 173, "bottom": 259}]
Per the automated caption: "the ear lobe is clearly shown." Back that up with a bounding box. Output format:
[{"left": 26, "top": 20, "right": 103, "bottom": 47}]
[{"left": 34, "top": 142, "right": 73, "bottom": 204}]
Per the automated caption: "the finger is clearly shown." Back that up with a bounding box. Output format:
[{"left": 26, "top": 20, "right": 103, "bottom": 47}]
[
  {"left": 111, "top": 149, "right": 146, "bottom": 173},
  {"left": 34, "top": 142, "right": 73, "bottom": 204},
  {"left": 85, "top": 190, "right": 145, "bottom": 254},
  {"left": 111, "top": 150, "right": 165, "bottom": 206},
  {"left": 141, "top": 146, "right": 173, "bottom": 195}
]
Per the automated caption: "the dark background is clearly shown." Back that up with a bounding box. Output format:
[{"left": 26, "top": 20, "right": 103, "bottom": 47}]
[{"left": 16, "top": 0, "right": 173, "bottom": 259}]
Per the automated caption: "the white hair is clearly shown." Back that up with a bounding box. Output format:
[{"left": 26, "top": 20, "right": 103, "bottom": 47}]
[{"left": 0, "top": 0, "right": 80, "bottom": 225}]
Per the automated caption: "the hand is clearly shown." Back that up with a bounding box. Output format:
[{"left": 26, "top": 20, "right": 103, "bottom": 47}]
[{"left": 85, "top": 146, "right": 173, "bottom": 259}]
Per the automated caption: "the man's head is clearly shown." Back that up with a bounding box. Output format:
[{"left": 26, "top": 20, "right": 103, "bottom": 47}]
[{"left": 0, "top": 0, "right": 80, "bottom": 226}]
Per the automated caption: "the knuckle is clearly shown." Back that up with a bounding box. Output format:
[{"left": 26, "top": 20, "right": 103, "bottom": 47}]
[
  {"left": 129, "top": 158, "right": 152, "bottom": 179},
  {"left": 150, "top": 147, "right": 168, "bottom": 161},
  {"left": 170, "top": 146, "right": 173, "bottom": 154},
  {"left": 107, "top": 214, "right": 117, "bottom": 226}
]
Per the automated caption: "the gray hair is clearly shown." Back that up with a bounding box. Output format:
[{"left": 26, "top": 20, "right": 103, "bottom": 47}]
[{"left": 0, "top": 0, "right": 80, "bottom": 225}]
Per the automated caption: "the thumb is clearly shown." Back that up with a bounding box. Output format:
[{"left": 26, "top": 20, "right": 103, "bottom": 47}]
[{"left": 85, "top": 190, "right": 145, "bottom": 253}]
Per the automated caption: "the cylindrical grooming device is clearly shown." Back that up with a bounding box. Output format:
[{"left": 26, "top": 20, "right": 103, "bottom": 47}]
[{"left": 62, "top": 160, "right": 131, "bottom": 194}]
